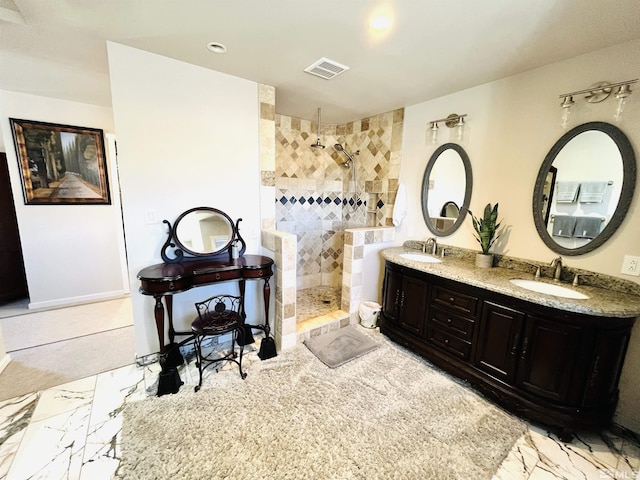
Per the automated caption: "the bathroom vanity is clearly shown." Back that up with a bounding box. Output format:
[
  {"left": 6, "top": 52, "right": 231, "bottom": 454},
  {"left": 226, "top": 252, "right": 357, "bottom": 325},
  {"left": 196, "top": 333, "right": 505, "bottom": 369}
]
[{"left": 380, "top": 246, "right": 640, "bottom": 440}]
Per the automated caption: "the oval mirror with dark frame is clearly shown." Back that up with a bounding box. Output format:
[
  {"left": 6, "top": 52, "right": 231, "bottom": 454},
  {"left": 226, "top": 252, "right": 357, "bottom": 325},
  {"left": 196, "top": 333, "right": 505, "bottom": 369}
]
[
  {"left": 421, "top": 143, "right": 473, "bottom": 236},
  {"left": 161, "top": 206, "right": 246, "bottom": 263},
  {"left": 533, "top": 122, "right": 636, "bottom": 256}
]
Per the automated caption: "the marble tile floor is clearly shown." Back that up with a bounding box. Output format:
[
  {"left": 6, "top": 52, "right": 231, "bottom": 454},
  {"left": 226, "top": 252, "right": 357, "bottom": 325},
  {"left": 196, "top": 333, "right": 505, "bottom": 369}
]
[{"left": 1, "top": 333, "right": 639, "bottom": 480}]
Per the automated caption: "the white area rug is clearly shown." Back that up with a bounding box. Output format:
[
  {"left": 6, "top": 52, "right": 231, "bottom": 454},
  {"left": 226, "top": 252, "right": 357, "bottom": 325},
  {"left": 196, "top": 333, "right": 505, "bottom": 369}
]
[
  {"left": 304, "top": 325, "right": 380, "bottom": 367},
  {"left": 120, "top": 331, "right": 526, "bottom": 479}
]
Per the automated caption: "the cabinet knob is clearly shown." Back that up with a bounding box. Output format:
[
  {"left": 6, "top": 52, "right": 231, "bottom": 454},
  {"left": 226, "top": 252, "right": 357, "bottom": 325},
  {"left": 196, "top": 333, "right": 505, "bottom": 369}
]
[
  {"left": 447, "top": 318, "right": 452, "bottom": 324},
  {"left": 444, "top": 339, "right": 449, "bottom": 344},
  {"left": 215, "top": 273, "right": 221, "bottom": 280},
  {"left": 449, "top": 297, "right": 455, "bottom": 303}
]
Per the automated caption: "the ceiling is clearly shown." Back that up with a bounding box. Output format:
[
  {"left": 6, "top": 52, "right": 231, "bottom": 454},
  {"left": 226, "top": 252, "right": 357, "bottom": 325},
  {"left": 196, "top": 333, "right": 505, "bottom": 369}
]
[{"left": 1, "top": 0, "right": 640, "bottom": 124}]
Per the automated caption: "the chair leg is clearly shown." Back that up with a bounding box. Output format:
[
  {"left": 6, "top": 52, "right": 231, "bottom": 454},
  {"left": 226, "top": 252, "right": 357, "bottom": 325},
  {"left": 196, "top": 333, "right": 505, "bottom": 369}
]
[
  {"left": 194, "top": 335, "right": 204, "bottom": 392},
  {"left": 234, "top": 327, "right": 247, "bottom": 380}
]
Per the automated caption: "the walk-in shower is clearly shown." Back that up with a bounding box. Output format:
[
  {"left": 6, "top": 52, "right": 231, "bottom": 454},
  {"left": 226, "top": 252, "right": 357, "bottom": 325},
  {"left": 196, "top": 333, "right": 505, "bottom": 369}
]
[{"left": 275, "top": 109, "right": 401, "bottom": 333}]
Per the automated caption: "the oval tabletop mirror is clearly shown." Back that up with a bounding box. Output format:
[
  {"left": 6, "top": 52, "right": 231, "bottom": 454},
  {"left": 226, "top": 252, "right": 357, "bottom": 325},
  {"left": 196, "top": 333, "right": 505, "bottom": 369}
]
[
  {"left": 174, "top": 207, "right": 234, "bottom": 255},
  {"left": 533, "top": 122, "right": 636, "bottom": 256},
  {"left": 161, "top": 206, "right": 245, "bottom": 263},
  {"left": 421, "top": 143, "right": 473, "bottom": 236}
]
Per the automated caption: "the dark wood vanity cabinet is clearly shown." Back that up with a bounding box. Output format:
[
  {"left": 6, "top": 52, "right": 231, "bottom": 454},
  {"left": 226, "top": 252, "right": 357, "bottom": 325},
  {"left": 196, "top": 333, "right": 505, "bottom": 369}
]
[{"left": 380, "top": 261, "right": 635, "bottom": 437}]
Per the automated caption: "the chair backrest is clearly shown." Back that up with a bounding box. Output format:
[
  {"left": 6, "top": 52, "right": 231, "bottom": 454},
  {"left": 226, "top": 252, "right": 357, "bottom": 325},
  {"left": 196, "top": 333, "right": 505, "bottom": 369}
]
[{"left": 195, "top": 294, "right": 242, "bottom": 329}]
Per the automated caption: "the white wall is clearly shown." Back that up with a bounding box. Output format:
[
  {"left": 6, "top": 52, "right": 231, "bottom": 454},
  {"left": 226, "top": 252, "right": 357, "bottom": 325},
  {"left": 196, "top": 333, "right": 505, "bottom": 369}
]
[
  {"left": 0, "top": 91, "right": 129, "bottom": 308},
  {"left": 107, "top": 43, "right": 263, "bottom": 357},
  {"left": 399, "top": 38, "right": 640, "bottom": 431}
]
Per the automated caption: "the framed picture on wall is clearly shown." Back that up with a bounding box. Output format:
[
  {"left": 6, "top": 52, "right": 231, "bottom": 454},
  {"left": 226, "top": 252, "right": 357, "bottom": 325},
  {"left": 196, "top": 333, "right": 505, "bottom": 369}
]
[{"left": 9, "top": 118, "right": 111, "bottom": 205}]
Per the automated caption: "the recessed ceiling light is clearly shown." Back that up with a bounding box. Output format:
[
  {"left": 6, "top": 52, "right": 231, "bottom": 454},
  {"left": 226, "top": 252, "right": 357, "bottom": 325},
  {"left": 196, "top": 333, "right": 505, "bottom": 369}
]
[
  {"left": 369, "top": 15, "right": 391, "bottom": 31},
  {"left": 206, "top": 42, "right": 227, "bottom": 54}
]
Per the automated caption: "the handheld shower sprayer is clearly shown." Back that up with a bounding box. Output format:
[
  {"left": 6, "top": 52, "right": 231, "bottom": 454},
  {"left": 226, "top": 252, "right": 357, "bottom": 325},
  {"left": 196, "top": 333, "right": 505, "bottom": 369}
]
[{"left": 334, "top": 144, "right": 359, "bottom": 167}]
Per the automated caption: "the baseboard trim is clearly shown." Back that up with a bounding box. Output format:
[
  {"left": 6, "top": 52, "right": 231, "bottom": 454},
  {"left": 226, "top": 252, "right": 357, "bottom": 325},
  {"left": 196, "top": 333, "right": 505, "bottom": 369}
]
[
  {"left": 28, "top": 290, "right": 129, "bottom": 310},
  {"left": 613, "top": 413, "right": 640, "bottom": 436},
  {"left": 0, "top": 353, "right": 11, "bottom": 374}
]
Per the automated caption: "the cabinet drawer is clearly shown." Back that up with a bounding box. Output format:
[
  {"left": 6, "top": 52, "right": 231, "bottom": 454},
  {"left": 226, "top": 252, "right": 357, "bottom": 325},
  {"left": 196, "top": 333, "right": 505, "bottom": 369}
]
[
  {"left": 426, "top": 326, "right": 472, "bottom": 360},
  {"left": 193, "top": 269, "right": 242, "bottom": 284},
  {"left": 431, "top": 285, "right": 479, "bottom": 317},
  {"left": 429, "top": 306, "right": 475, "bottom": 340}
]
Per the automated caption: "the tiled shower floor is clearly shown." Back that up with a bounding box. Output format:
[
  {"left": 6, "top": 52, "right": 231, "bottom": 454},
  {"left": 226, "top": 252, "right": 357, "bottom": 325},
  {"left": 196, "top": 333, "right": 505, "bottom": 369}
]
[{"left": 296, "top": 286, "right": 342, "bottom": 323}]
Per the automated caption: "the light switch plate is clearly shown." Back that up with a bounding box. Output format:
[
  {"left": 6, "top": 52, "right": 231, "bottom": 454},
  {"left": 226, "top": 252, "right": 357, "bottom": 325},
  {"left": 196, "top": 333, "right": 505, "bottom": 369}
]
[{"left": 621, "top": 255, "right": 640, "bottom": 276}]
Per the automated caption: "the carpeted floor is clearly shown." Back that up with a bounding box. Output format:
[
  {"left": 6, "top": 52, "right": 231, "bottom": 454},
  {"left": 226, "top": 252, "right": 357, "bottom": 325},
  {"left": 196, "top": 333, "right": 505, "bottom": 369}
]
[
  {"left": 120, "top": 331, "right": 526, "bottom": 480},
  {"left": 0, "top": 297, "right": 135, "bottom": 401},
  {"left": 0, "top": 326, "right": 135, "bottom": 401}
]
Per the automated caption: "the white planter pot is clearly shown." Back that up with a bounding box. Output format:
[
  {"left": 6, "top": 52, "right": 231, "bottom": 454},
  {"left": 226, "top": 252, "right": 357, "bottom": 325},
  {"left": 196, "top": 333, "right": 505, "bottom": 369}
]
[{"left": 475, "top": 253, "right": 494, "bottom": 268}]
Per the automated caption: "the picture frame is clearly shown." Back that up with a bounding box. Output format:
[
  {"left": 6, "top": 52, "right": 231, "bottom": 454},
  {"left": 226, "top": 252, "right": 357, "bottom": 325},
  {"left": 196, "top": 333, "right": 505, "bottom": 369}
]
[{"left": 9, "top": 118, "right": 111, "bottom": 205}]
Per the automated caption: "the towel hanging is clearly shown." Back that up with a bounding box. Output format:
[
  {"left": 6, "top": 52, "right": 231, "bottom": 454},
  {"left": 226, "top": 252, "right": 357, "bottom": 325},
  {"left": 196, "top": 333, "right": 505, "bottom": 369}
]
[
  {"left": 392, "top": 183, "right": 407, "bottom": 227},
  {"left": 556, "top": 182, "right": 580, "bottom": 203},
  {"left": 552, "top": 215, "right": 576, "bottom": 238},
  {"left": 573, "top": 216, "right": 603, "bottom": 239},
  {"left": 578, "top": 181, "right": 608, "bottom": 203}
]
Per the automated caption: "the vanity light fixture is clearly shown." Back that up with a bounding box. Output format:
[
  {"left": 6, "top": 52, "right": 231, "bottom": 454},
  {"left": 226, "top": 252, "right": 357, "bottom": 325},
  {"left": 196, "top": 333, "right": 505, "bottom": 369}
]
[
  {"left": 426, "top": 113, "right": 467, "bottom": 145},
  {"left": 559, "top": 79, "right": 637, "bottom": 127}
]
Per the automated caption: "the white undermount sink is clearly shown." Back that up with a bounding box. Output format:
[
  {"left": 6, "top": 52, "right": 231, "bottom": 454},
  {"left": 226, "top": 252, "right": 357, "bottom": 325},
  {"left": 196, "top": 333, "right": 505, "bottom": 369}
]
[
  {"left": 509, "top": 279, "right": 589, "bottom": 300},
  {"left": 399, "top": 253, "right": 442, "bottom": 264}
]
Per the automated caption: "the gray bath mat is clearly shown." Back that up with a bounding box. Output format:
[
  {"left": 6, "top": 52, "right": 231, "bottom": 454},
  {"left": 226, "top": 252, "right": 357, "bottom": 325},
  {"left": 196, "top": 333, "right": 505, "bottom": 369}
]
[{"left": 304, "top": 325, "right": 380, "bottom": 368}]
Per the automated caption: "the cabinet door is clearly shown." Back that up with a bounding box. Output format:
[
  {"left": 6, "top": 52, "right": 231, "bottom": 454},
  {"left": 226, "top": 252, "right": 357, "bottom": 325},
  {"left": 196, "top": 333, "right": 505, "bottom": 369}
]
[
  {"left": 515, "top": 315, "right": 582, "bottom": 402},
  {"left": 582, "top": 326, "right": 632, "bottom": 407},
  {"left": 397, "top": 274, "right": 430, "bottom": 337},
  {"left": 473, "top": 302, "right": 525, "bottom": 383},
  {"left": 381, "top": 266, "right": 402, "bottom": 324}
]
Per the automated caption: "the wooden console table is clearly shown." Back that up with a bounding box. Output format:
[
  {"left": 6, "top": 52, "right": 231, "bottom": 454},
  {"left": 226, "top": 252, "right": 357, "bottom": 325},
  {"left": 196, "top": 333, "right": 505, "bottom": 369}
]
[{"left": 137, "top": 254, "right": 274, "bottom": 360}]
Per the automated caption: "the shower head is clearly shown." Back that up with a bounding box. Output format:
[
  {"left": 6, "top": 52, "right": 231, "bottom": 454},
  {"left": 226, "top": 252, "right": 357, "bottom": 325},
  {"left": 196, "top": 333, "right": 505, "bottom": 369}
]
[{"left": 311, "top": 107, "right": 325, "bottom": 149}]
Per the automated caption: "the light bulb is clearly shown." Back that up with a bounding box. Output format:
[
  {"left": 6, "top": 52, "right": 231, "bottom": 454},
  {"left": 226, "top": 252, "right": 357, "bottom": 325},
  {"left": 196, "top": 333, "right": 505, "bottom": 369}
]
[
  {"left": 560, "top": 96, "right": 574, "bottom": 129},
  {"left": 454, "top": 116, "right": 465, "bottom": 143},
  {"left": 614, "top": 84, "right": 631, "bottom": 122},
  {"left": 427, "top": 122, "right": 439, "bottom": 145}
]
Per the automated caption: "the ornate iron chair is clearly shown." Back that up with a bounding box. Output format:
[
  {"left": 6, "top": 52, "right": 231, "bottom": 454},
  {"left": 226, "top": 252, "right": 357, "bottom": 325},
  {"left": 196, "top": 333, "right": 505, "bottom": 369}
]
[{"left": 192, "top": 294, "right": 247, "bottom": 392}]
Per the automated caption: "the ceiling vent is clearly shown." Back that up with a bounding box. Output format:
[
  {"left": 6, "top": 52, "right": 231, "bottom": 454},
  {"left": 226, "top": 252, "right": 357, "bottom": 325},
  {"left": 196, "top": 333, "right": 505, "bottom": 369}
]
[{"left": 304, "top": 57, "right": 350, "bottom": 80}]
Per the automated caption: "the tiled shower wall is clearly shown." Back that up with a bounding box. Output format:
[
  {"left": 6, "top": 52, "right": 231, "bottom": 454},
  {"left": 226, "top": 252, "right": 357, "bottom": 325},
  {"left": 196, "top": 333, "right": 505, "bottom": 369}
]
[{"left": 275, "top": 109, "right": 403, "bottom": 290}]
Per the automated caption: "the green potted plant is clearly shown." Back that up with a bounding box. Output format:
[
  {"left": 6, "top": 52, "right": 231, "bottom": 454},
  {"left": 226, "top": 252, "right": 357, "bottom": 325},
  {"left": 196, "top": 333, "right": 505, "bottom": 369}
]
[{"left": 469, "top": 203, "right": 501, "bottom": 268}]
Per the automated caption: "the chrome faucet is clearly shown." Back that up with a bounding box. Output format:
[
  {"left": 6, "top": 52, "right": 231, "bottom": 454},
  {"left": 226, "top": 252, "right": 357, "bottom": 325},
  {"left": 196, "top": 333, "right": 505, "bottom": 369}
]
[
  {"left": 424, "top": 237, "right": 437, "bottom": 255},
  {"left": 550, "top": 256, "right": 563, "bottom": 281}
]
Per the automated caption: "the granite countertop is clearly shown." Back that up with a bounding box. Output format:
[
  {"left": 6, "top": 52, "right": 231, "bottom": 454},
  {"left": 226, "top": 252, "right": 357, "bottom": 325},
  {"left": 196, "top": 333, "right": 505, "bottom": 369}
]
[{"left": 383, "top": 246, "right": 640, "bottom": 318}]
